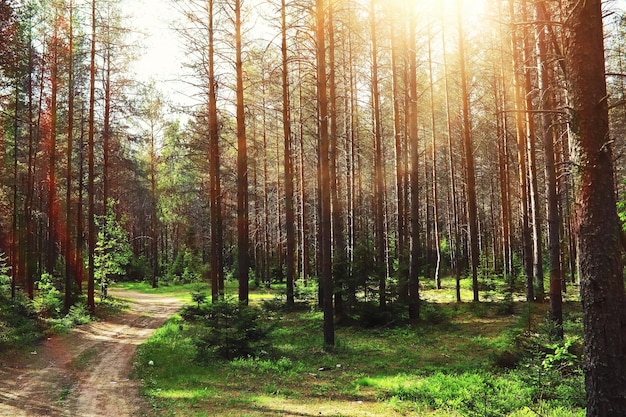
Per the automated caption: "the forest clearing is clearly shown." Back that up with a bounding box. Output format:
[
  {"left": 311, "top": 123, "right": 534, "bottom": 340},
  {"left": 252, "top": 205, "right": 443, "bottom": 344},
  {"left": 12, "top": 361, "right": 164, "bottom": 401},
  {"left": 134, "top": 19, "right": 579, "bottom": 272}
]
[{"left": 0, "top": 281, "right": 586, "bottom": 416}]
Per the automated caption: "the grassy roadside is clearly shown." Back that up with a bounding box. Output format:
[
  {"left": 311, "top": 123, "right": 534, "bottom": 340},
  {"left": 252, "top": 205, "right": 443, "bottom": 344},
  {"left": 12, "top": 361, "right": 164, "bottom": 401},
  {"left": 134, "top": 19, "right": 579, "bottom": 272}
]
[{"left": 128, "top": 278, "right": 586, "bottom": 417}]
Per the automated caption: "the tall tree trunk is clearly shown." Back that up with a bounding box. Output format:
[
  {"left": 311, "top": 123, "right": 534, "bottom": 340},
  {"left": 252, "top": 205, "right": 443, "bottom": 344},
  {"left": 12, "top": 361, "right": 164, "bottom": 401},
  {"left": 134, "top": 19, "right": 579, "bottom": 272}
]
[
  {"left": 496, "top": 0, "right": 513, "bottom": 286},
  {"left": 150, "top": 128, "right": 158, "bottom": 289},
  {"left": 282, "top": 0, "right": 295, "bottom": 306},
  {"left": 64, "top": 0, "right": 75, "bottom": 309},
  {"left": 328, "top": 1, "right": 346, "bottom": 319},
  {"left": 390, "top": 12, "right": 406, "bottom": 301},
  {"left": 235, "top": 0, "right": 249, "bottom": 304},
  {"left": 442, "top": 19, "right": 461, "bottom": 303},
  {"left": 208, "top": 0, "right": 224, "bottom": 300},
  {"left": 428, "top": 24, "right": 442, "bottom": 290},
  {"left": 564, "top": 0, "right": 626, "bottom": 414},
  {"left": 370, "top": 0, "right": 386, "bottom": 309},
  {"left": 315, "top": 0, "right": 334, "bottom": 346},
  {"left": 508, "top": 0, "right": 534, "bottom": 301},
  {"left": 408, "top": 4, "right": 420, "bottom": 321},
  {"left": 535, "top": 0, "right": 562, "bottom": 336},
  {"left": 47, "top": 12, "right": 59, "bottom": 276},
  {"left": 521, "top": 0, "right": 544, "bottom": 301},
  {"left": 457, "top": 0, "right": 480, "bottom": 302},
  {"left": 87, "top": 0, "right": 97, "bottom": 312}
]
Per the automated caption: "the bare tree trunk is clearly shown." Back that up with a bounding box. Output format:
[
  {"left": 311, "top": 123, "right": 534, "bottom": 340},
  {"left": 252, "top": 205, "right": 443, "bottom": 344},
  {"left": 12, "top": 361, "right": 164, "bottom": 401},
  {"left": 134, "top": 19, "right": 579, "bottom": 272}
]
[
  {"left": 87, "top": 0, "right": 97, "bottom": 312},
  {"left": 535, "top": 0, "right": 561, "bottom": 336},
  {"left": 47, "top": 12, "right": 59, "bottom": 276},
  {"left": 521, "top": 0, "right": 544, "bottom": 301},
  {"left": 508, "top": 0, "right": 534, "bottom": 301},
  {"left": 207, "top": 0, "right": 223, "bottom": 302},
  {"left": 391, "top": 13, "right": 407, "bottom": 301},
  {"left": 281, "top": 0, "right": 295, "bottom": 306},
  {"left": 457, "top": 0, "right": 479, "bottom": 302},
  {"left": 564, "top": 1, "right": 626, "bottom": 413},
  {"left": 328, "top": 2, "right": 346, "bottom": 319},
  {"left": 428, "top": 24, "right": 442, "bottom": 290},
  {"left": 235, "top": 0, "right": 249, "bottom": 304},
  {"left": 316, "top": 0, "right": 334, "bottom": 347},
  {"left": 408, "top": 5, "right": 420, "bottom": 321},
  {"left": 64, "top": 0, "right": 75, "bottom": 309},
  {"left": 442, "top": 20, "right": 461, "bottom": 303},
  {"left": 370, "top": 0, "right": 386, "bottom": 309}
]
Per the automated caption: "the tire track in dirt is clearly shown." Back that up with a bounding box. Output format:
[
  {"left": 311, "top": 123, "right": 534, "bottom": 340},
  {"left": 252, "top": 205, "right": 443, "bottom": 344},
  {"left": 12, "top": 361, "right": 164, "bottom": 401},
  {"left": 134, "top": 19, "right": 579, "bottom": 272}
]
[{"left": 0, "top": 290, "right": 183, "bottom": 417}]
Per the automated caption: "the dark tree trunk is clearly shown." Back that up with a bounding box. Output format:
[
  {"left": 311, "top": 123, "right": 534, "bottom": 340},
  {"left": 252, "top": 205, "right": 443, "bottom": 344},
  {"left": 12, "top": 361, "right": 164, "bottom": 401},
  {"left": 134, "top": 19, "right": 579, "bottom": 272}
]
[
  {"left": 87, "top": 0, "right": 97, "bottom": 312},
  {"left": 235, "top": 0, "right": 249, "bottom": 304},
  {"left": 315, "top": 0, "right": 334, "bottom": 347},
  {"left": 281, "top": 0, "right": 295, "bottom": 306},
  {"left": 563, "top": 0, "right": 626, "bottom": 414},
  {"left": 535, "top": 0, "right": 562, "bottom": 337}
]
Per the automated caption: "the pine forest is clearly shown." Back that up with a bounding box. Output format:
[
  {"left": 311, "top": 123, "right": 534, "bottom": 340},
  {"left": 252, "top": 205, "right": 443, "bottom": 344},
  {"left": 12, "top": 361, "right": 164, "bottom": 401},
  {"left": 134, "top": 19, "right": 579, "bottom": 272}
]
[{"left": 1, "top": 0, "right": 626, "bottom": 415}]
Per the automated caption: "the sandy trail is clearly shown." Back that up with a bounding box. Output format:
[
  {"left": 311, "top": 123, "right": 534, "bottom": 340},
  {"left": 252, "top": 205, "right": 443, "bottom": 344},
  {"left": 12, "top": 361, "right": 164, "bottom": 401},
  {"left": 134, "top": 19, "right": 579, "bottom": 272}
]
[{"left": 0, "top": 290, "right": 183, "bottom": 417}]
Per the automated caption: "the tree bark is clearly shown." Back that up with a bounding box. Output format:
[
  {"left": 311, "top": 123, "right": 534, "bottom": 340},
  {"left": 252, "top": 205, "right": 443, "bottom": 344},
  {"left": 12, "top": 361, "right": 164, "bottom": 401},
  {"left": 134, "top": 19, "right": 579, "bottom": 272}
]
[
  {"left": 281, "top": 0, "right": 295, "bottom": 306},
  {"left": 234, "top": 0, "right": 249, "bottom": 304},
  {"left": 563, "top": 0, "right": 626, "bottom": 414},
  {"left": 457, "top": 0, "right": 479, "bottom": 302},
  {"left": 315, "top": 0, "right": 334, "bottom": 347},
  {"left": 535, "top": 0, "right": 562, "bottom": 337}
]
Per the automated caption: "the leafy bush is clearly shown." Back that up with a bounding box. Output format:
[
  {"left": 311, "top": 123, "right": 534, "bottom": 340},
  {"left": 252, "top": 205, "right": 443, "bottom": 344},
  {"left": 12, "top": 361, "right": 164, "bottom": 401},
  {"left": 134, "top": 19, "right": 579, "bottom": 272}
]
[
  {"left": 185, "top": 298, "right": 275, "bottom": 361},
  {"left": 33, "top": 273, "right": 62, "bottom": 318},
  {"left": 94, "top": 201, "right": 133, "bottom": 288}
]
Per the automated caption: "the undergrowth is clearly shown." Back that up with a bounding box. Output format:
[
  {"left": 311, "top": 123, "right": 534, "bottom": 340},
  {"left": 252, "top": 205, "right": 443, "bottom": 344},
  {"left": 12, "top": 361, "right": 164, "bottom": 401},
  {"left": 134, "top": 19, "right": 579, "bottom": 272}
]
[{"left": 131, "top": 279, "right": 586, "bottom": 417}]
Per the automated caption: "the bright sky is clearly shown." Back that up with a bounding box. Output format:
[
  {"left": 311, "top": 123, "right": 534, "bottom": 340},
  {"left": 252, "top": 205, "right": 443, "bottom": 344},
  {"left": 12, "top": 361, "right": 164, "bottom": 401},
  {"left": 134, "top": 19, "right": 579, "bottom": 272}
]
[{"left": 125, "top": 0, "right": 186, "bottom": 102}]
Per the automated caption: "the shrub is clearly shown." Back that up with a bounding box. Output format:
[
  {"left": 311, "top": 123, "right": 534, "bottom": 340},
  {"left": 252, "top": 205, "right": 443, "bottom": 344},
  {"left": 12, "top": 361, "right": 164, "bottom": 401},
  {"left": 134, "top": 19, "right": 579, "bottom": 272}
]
[
  {"left": 185, "top": 298, "right": 275, "bottom": 361},
  {"left": 33, "top": 273, "right": 62, "bottom": 318}
]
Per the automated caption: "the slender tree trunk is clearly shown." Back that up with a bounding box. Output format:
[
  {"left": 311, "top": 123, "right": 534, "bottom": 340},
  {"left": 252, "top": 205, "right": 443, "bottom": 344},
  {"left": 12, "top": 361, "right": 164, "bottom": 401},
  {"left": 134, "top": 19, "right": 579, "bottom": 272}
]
[
  {"left": 408, "top": 5, "right": 420, "bottom": 321},
  {"left": 315, "top": 0, "right": 334, "bottom": 346},
  {"left": 47, "top": 13, "right": 59, "bottom": 276},
  {"left": 457, "top": 0, "right": 479, "bottom": 302},
  {"left": 536, "top": 0, "right": 561, "bottom": 336},
  {"left": 281, "top": 0, "right": 295, "bottom": 306},
  {"left": 390, "top": 14, "right": 406, "bottom": 301},
  {"left": 370, "top": 0, "right": 386, "bottom": 309},
  {"left": 328, "top": 2, "right": 346, "bottom": 319},
  {"left": 234, "top": 0, "right": 249, "bottom": 304},
  {"left": 87, "top": 0, "right": 97, "bottom": 312},
  {"left": 442, "top": 20, "right": 461, "bottom": 303},
  {"left": 64, "top": 0, "right": 75, "bottom": 309},
  {"left": 509, "top": 0, "right": 534, "bottom": 301},
  {"left": 521, "top": 0, "right": 544, "bottom": 301},
  {"left": 428, "top": 24, "right": 442, "bottom": 290},
  {"left": 150, "top": 129, "right": 158, "bottom": 289}
]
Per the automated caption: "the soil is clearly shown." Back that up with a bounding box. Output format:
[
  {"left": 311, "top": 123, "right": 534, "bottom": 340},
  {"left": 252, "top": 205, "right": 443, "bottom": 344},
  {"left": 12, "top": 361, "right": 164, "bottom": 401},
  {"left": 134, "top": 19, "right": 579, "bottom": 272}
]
[{"left": 0, "top": 289, "right": 183, "bottom": 417}]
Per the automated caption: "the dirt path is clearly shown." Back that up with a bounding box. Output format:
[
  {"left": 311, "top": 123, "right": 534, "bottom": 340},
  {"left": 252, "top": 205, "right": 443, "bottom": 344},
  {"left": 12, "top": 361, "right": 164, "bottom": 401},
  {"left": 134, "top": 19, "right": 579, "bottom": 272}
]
[{"left": 0, "top": 290, "right": 183, "bottom": 417}]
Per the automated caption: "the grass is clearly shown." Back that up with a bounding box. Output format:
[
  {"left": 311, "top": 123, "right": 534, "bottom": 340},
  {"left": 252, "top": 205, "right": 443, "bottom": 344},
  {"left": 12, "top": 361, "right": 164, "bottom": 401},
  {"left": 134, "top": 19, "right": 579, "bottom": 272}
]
[{"left": 129, "top": 276, "right": 586, "bottom": 417}]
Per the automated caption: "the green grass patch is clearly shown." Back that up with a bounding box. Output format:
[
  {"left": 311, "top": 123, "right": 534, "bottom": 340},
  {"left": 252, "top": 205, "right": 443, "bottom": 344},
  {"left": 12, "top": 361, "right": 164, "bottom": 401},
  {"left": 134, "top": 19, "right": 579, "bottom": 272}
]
[{"left": 131, "top": 278, "right": 586, "bottom": 417}]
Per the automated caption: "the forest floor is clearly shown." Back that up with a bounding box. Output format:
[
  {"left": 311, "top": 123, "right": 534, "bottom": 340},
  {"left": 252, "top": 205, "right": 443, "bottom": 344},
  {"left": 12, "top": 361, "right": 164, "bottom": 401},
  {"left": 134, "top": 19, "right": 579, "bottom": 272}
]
[{"left": 0, "top": 289, "right": 183, "bottom": 417}]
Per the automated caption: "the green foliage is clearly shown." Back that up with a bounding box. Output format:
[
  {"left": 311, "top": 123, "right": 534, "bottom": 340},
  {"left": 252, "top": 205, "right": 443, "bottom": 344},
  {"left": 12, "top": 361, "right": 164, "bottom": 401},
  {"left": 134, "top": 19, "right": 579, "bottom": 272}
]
[
  {"left": 32, "top": 273, "right": 62, "bottom": 318},
  {"left": 0, "top": 254, "right": 41, "bottom": 348},
  {"left": 184, "top": 298, "right": 275, "bottom": 361},
  {"left": 230, "top": 356, "right": 303, "bottom": 375},
  {"left": 191, "top": 291, "right": 207, "bottom": 308},
  {"left": 163, "top": 246, "right": 206, "bottom": 285},
  {"left": 94, "top": 201, "right": 133, "bottom": 287},
  {"left": 362, "top": 372, "right": 532, "bottom": 417}
]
